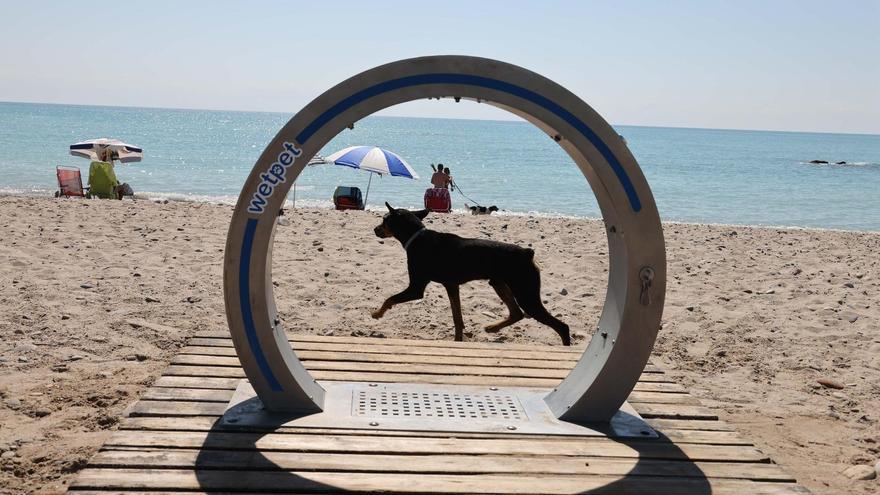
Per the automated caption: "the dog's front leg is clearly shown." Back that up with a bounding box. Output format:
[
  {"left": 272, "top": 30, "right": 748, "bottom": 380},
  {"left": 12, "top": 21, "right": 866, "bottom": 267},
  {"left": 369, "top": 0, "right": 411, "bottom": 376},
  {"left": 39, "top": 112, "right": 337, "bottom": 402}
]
[
  {"left": 371, "top": 280, "right": 428, "bottom": 319},
  {"left": 444, "top": 284, "right": 465, "bottom": 341}
]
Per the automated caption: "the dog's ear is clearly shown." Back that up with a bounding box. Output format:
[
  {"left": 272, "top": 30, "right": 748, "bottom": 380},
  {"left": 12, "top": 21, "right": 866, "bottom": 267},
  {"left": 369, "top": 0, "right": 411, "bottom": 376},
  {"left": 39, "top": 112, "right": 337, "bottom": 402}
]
[
  {"left": 385, "top": 202, "right": 394, "bottom": 212},
  {"left": 414, "top": 209, "right": 430, "bottom": 220}
]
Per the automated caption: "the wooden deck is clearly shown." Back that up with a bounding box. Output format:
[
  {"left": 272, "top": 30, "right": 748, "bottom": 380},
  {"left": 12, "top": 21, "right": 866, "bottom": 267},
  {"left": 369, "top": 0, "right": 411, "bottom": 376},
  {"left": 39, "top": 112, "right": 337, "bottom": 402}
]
[{"left": 67, "top": 332, "right": 810, "bottom": 494}]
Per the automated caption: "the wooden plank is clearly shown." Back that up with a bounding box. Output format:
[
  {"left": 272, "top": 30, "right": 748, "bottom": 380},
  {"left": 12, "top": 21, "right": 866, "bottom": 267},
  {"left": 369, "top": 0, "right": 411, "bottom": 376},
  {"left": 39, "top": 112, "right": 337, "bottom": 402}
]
[
  {"left": 128, "top": 400, "right": 225, "bottom": 417},
  {"left": 162, "top": 363, "right": 673, "bottom": 385},
  {"left": 170, "top": 354, "right": 667, "bottom": 381},
  {"left": 181, "top": 338, "right": 663, "bottom": 373},
  {"left": 149, "top": 375, "right": 687, "bottom": 393},
  {"left": 88, "top": 449, "right": 794, "bottom": 481},
  {"left": 172, "top": 354, "right": 573, "bottom": 378},
  {"left": 159, "top": 366, "right": 679, "bottom": 388},
  {"left": 117, "top": 417, "right": 750, "bottom": 445},
  {"left": 627, "top": 392, "right": 700, "bottom": 405},
  {"left": 195, "top": 331, "right": 587, "bottom": 353},
  {"left": 177, "top": 346, "right": 665, "bottom": 373},
  {"left": 185, "top": 340, "right": 586, "bottom": 362},
  {"left": 140, "top": 388, "right": 234, "bottom": 403},
  {"left": 139, "top": 386, "right": 696, "bottom": 406},
  {"left": 70, "top": 468, "right": 810, "bottom": 494},
  {"left": 632, "top": 403, "right": 719, "bottom": 421},
  {"left": 646, "top": 418, "right": 735, "bottom": 432},
  {"left": 103, "top": 430, "right": 770, "bottom": 462},
  {"left": 151, "top": 376, "right": 240, "bottom": 390}
]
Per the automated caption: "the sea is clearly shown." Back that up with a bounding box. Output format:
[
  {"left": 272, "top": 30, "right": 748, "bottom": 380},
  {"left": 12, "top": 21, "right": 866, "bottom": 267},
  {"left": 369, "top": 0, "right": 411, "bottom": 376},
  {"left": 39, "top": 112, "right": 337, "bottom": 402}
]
[{"left": 1, "top": 101, "right": 878, "bottom": 231}]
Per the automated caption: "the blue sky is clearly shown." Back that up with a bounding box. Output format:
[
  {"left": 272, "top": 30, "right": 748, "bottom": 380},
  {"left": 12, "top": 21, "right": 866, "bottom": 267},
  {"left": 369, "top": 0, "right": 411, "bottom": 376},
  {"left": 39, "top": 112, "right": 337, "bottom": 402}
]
[{"left": 1, "top": 0, "right": 878, "bottom": 133}]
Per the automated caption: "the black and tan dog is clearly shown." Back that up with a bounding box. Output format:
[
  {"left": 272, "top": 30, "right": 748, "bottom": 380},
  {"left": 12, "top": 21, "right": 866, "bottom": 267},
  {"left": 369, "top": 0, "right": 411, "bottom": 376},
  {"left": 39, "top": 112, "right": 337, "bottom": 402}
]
[{"left": 371, "top": 203, "right": 570, "bottom": 345}]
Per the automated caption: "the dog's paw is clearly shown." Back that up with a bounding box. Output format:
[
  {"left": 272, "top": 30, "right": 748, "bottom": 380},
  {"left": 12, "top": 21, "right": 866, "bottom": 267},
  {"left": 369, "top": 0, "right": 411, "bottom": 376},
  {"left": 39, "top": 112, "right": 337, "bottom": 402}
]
[
  {"left": 484, "top": 324, "right": 501, "bottom": 333},
  {"left": 371, "top": 309, "right": 384, "bottom": 320}
]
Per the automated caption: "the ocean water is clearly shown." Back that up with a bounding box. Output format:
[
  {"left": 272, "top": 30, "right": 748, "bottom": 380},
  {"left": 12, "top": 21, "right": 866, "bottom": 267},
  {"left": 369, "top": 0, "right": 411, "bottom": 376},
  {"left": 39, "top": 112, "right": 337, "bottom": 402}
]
[{"left": 1, "top": 101, "right": 878, "bottom": 231}]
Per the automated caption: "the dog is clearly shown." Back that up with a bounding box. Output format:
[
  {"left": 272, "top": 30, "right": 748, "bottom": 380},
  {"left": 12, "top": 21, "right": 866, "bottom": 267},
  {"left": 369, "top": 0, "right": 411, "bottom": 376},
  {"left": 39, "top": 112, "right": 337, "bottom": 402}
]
[
  {"left": 466, "top": 203, "right": 499, "bottom": 215},
  {"left": 371, "top": 202, "right": 570, "bottom": 345}
]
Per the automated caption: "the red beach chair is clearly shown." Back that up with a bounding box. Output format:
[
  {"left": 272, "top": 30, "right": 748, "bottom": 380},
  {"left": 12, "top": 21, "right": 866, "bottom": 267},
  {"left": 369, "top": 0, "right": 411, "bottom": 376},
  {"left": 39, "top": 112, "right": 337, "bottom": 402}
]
[
  {"left": 333, "top": 186, "right": 365, "bottom": 210},
  {"left": 424, "top": 187, "right": 451, "bottom": 213},
  {"left": 56, "top": 166, "right": 87, "bottom": 198}
]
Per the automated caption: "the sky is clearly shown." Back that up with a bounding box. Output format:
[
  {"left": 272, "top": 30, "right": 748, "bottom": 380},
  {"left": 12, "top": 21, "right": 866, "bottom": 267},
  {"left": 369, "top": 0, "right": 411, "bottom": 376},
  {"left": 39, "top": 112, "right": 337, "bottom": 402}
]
[{"left": 1, "top": 0, "right": 878, "bottom": 134}]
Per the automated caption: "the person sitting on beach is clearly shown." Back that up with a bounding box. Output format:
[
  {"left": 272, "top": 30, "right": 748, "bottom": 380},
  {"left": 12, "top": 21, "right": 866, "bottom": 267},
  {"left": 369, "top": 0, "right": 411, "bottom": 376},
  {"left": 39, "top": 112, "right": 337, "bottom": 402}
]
[{"left": 431, "top": 164, "right": 450, "bottom": 189}]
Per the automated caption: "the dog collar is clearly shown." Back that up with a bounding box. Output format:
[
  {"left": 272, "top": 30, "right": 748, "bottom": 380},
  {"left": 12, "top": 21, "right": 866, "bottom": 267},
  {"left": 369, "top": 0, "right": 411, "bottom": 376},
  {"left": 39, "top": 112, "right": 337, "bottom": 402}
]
[{"left": 403, "top": 228, "right": 426, "bottom": 251}]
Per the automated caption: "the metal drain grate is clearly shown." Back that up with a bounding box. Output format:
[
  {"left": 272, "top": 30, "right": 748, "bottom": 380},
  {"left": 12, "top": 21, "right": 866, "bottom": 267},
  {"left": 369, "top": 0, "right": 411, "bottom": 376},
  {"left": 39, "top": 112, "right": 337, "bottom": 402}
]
[{"left": 353, "top": 389, "right": 527, "bottom": 420}]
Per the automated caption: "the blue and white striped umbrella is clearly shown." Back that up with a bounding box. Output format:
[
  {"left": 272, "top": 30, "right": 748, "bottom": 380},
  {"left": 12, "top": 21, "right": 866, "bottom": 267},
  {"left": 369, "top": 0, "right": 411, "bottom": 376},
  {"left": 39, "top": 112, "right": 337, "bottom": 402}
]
[
  {"left": 323, "top": 146, "right": 419, "bottom": 179},
  {"left": 70, "top": 138, "right": 143, "bottom": 163}
]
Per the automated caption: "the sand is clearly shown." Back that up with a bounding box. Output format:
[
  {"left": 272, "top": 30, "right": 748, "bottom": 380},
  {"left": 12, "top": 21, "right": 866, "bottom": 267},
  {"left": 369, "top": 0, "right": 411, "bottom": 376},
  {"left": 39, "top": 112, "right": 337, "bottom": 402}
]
[{"left": 0, "top": 195, "right": 877, "bottom": 494}]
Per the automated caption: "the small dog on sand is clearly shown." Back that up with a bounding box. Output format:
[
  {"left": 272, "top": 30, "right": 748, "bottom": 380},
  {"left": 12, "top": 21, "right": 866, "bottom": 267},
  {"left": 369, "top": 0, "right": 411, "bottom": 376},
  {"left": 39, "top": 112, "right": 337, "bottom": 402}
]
[
  {"left": 466, "top": 203, "right": 499, "bottom": 215},
  {"left": 371, "top": 203, "right": 570, "bottom": 345}
]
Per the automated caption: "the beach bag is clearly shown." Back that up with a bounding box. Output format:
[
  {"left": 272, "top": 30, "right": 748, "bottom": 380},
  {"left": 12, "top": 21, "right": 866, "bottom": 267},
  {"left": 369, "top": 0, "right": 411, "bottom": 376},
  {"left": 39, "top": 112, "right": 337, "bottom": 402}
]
[{"left": 424, "top": 187, "right": 451, "bottom": 213}]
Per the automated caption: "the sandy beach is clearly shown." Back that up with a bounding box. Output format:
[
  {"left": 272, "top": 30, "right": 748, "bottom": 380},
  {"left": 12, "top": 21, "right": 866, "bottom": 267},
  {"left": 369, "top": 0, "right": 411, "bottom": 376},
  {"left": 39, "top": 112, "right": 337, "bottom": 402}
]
[{"left": 0, "top": 195, "right": 877, "bottom": 494}]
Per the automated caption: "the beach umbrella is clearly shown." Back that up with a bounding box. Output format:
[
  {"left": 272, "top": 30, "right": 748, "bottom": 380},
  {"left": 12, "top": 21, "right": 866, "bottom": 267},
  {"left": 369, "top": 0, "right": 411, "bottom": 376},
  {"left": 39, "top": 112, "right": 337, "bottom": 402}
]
[
  {"left": 70, "top": 138, "right": 143, "bottom": 163},
  {"left": 321, "top": 146, "right": 419, "bottom": 206}
]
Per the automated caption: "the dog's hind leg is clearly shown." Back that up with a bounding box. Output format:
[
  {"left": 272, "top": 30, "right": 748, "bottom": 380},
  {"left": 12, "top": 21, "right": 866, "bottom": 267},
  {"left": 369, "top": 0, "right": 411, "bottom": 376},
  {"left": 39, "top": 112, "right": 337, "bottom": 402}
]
[
  {"left": 484, "top": 280, "right": 524, "bottom": 333},
  {"left": 509, "top": 264, "right": 571, "bottom": 346},
  {"left": 514, "top": 290, "right": 571, "bottom": 346},
  {"left": 444, "top": 284, "right": 466, "bottom": 342}
]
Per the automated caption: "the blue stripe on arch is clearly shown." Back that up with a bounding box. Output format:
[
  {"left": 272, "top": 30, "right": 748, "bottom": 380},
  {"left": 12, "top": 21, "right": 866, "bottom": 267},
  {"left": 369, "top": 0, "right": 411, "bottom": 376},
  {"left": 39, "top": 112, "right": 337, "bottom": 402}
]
[
  {"left": 381, "top": 149, "right": 409, "bottom": 177},
  {"left": 294, "top": 73, "right": 642, "bottom": 212},
  {"left": 239, "top": 218, "right": 283, "bottom": 392}
]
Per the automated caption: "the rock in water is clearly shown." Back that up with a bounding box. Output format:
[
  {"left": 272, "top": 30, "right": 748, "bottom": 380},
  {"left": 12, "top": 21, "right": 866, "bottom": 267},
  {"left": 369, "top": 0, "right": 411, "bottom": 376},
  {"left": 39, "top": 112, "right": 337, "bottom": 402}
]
[
  {"left": 809, "top": 160, "right": 829, "bottom": 164},
  {"left": 842, "top": 464, "right": 876, "bottom": 480}
]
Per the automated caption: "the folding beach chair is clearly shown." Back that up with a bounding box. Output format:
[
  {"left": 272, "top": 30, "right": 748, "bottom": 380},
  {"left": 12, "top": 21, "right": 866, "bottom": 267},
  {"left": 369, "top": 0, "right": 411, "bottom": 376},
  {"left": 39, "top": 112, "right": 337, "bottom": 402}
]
[
  {"left": 87, "top": 161, "right": 120, "bottom": 199},
  {"left": 424, "top": 187, "right": 452, "bottom": 213},
  {"left": 56, "top": 166, "right": 87, "bottom": 197},
  {"left": 333, "top": 186, "right": 365, "bottom": 210}
]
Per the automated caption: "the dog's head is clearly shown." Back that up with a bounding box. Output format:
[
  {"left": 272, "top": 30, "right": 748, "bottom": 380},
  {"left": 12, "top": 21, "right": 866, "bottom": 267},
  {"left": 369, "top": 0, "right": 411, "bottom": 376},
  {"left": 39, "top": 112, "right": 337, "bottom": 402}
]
[{"left": 374, "top": 202, "right": 429, "bottom": 238}]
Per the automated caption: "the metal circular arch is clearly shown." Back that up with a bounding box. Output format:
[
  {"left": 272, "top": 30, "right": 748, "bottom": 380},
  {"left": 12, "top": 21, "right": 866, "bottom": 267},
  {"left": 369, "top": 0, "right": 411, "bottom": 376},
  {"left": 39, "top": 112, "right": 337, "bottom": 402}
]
[{"left": 223, "top": 55, "right": 666, "bottom": 422}]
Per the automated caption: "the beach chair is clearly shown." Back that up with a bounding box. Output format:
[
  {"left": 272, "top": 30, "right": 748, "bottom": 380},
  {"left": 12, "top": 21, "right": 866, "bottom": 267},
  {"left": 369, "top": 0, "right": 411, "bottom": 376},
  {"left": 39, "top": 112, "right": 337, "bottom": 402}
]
[
  {"left": 333, "top": 186, "right": 365, "bottom": 210},
  {"left": 87, "top": 161, "right": 120, "bottom": 199},
  {"left": 56, "top": 166, "right": 87, "bottom": 197},
  {"left": 424, "top": 187, "right": 452, "bottom": 213}
]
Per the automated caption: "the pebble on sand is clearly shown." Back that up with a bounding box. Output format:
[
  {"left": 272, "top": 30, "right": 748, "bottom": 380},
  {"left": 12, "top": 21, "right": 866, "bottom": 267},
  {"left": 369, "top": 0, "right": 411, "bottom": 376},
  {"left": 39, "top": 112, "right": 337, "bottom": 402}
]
[
  {"left": 817, "top": 378, "right": 845, "bottom": 390},
  {"left": 842, "top": 464, "right": 876, "bottom": 480}
]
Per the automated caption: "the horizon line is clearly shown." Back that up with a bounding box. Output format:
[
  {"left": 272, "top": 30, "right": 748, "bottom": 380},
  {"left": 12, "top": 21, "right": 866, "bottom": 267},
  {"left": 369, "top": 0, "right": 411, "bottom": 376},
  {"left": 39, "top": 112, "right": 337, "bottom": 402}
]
[{"left": 2, "top": 99, "right": 879, "bottom": 138}]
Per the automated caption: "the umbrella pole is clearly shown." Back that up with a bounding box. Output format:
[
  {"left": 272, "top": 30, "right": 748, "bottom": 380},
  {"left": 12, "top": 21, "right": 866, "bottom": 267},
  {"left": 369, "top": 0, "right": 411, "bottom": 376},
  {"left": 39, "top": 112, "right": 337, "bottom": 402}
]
[{"left": 364, "top": 173, "right": 373, "bottom": 209}]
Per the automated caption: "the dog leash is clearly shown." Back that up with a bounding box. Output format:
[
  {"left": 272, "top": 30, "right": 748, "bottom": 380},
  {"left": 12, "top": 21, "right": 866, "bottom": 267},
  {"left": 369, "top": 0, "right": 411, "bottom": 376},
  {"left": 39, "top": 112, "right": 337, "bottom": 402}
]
[
  {"left": 403, "top": 227, "right": 426, "bottom": 251},
  {"left": 452, "top": 180, "right": 487, "bottom": 208}
]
